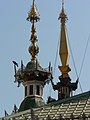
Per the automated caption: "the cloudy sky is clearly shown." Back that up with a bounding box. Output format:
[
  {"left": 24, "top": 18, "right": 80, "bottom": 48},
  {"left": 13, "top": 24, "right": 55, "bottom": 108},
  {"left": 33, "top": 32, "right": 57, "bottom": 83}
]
[{"left": 0, "top": 0, "right": 90, "bottom": 117}]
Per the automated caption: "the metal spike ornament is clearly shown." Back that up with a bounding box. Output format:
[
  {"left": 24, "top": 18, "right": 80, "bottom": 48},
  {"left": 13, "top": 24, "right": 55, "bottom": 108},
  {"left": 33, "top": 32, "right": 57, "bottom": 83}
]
[
  {"left": 51, "top": 0, "right": 78, "bottom": 100},
  {"left": 58, "top": 0, "right": 70, "bottom": 78},
  {"left": 27, "top": 0, "right": 40, "bottom": 60}
]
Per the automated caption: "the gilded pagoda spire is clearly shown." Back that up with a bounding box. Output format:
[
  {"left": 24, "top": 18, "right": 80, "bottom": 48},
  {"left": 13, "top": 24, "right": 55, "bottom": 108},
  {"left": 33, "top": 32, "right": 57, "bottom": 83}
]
[
  {"left": 27, "top": 0, "right": 40, "bottom": 61},
  {"left": 51, "top": 0, "right": 78, "bottom": 100},
  {"left": 58, "top": 0, "right": 71, "bottom": 78}
]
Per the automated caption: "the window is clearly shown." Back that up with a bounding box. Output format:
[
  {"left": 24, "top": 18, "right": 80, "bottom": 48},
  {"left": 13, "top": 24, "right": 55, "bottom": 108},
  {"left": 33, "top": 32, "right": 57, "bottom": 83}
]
[
  {"left": 29, "top": 85, "right": 33, "bottom": 95},
  {"left": 36, "top": 85, "right": 40, "bottom": 95},
  {"left": 25, "top": 86, "right": 27, "bottom": 96}
]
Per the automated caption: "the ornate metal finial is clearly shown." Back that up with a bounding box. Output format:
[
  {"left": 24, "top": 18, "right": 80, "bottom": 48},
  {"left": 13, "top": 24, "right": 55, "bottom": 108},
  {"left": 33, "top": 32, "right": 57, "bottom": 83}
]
[
  {"left": 27, "top": 0, "right": 40, "bottom": 60},
  {"left": 26, "top": 0, "right": 40, "bottom": 22},
  {"left": 58, "top": 0, "right": 67, "bottom": 24},
  {"left": 51, "top": 0, "right": 78, "bottom": 100},
  {"left": 58, "top": 0, "right": 70, "bottom": 78}
]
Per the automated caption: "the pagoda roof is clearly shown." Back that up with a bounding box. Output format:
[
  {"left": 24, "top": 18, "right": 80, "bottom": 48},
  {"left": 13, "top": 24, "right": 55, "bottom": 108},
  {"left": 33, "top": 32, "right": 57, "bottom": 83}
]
[{"left": 1, "top": 91, "right": 90, "bottom": 119}]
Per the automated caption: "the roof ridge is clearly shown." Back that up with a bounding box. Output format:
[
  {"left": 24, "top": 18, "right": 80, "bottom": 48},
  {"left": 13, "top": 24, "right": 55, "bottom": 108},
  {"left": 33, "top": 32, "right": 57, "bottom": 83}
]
[{"left": 39, "top": 90, "right": 90, "bottom": 108}]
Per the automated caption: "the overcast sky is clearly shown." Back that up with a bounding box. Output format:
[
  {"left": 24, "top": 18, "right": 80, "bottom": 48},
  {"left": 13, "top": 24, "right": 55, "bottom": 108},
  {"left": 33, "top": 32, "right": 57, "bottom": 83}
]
[{"left": 0, "top": 0, "right": 90, "bottom": 117}]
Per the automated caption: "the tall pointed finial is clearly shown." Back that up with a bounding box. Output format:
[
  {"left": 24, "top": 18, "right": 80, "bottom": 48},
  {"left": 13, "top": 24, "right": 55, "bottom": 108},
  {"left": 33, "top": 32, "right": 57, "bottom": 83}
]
[
  {"left": 27, "top": 0, "right": 40, "bottom": 60},
  {"left": 58, "top": 0, "right": 67, "bottom": 24},
  {"left": 58, "top": 0, "right": 70, "bottom": 78},
  {"left": 51, "top": 0, "right": 78, "bottom": 100},
  {"left": 26, "top": 0, "right": 40, "bottom": 22}
]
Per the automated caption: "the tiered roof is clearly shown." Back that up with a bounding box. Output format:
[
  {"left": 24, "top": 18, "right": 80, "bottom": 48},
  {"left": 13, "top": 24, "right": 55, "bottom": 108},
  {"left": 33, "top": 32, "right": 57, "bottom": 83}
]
[{"left": 0, "top": 91, "right": 90, "bottom": 120}]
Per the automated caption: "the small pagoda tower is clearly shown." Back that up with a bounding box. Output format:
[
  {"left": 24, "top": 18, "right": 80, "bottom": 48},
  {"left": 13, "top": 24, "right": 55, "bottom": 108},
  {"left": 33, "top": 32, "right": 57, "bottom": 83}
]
[
  {"left": 13, "top": 0, "right": 52, "bottom": 112},
  {"left": 51, "top": 0, "right": 78, "bottom": 100}
]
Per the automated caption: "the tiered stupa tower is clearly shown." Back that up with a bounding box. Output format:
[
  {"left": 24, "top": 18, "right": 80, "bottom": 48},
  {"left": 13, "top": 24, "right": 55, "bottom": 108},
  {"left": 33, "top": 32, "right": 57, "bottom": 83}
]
[
  {"left": 13, "top": 0, "right": 51, "bottom": 112},
  {"left": 51, "top": 0, "right": 78, "bottom": 100}
]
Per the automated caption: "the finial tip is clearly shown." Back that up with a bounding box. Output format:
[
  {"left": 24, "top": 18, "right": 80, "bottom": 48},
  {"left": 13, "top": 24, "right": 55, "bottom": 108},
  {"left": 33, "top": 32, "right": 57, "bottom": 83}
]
[
  {"left": 33, "top": 0, "right": 35, "bottom": 4},
  {"left": 62, "top": 0, "right": 64, "bottom": 8}
]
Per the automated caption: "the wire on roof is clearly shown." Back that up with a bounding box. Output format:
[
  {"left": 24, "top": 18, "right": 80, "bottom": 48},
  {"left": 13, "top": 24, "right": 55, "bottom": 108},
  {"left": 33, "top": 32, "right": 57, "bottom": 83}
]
[{"left": 66, "top": 26, "right": 83, "bottom": 93}]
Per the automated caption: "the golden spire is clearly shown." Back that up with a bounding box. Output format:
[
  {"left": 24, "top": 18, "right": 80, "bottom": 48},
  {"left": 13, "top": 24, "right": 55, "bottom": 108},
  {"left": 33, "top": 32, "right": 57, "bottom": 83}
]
[
  {"left": 51, "top": 0, "right": 78, "bottom": 100},
  {"left": 27, "top": 0, "right": 40, "bottom": 61},
  {"left": 58, "top": 0, "right": 71, "bottom": 78}
]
